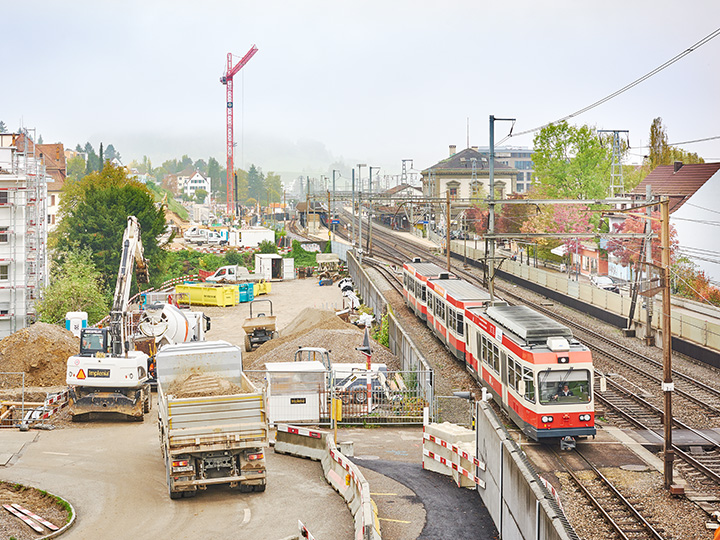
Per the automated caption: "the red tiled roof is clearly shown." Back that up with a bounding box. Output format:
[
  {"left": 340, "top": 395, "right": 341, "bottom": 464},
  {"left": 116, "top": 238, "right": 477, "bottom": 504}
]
[{"left": 630, "top": 162, "right": 720, "bottom": 213}]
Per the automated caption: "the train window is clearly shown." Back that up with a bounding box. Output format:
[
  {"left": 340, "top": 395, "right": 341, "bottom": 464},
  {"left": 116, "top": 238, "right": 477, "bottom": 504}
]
[
  {"left": 421, "top": 285, "right": 426, "bottom": 302},
  {"left": 523, "top": 367, "right": 535, "bottom": 403},
  {"left": 457, "top": 312, "right": 464, "bottom": 336},
  {"left": 508, "top": 358, "right": 517, "bottom": 388},
  {"left": 537, "top": 369, "right": 591, "bottom": 405},
  {"left": 448, "top": 309, "right": 456, "bottom": 333}
]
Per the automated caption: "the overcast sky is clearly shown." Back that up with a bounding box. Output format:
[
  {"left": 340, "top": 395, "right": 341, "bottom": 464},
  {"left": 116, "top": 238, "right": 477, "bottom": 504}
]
[{"left": 3, "top": 1, "right": 720, "bottom": 186}]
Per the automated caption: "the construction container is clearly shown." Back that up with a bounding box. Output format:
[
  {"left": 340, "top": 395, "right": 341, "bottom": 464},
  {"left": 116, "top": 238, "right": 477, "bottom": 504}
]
[
  {"left": 174, "top": 284, "right": 237, "bottom": 307},
  {"left": 254, "top": 280, "right": 271, "bottom": 296},
  {"left": 238, "top": 282, "right": 255, "bottom": 303}
]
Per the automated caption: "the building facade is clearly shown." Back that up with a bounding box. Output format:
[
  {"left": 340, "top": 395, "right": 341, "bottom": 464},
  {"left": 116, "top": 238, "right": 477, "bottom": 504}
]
[
  {"left": 0, "top": 133, "right": 50, "bottom": 337},
  {"left": 476, "top": 146, "right": 534, "bottom": 194}
]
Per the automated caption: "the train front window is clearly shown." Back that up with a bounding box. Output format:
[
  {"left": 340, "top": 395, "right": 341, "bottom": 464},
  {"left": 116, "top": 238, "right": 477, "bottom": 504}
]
[{"left": 538, "top": 369, "right": 591, "bottom": 405}]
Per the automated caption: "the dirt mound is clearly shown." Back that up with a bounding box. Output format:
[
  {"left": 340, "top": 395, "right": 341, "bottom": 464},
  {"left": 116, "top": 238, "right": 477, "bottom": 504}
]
[
  {"left": 279, "top": 307, "right": 346, "bottom": 337},
  {"left": 167, "top": 371, "right": 247, "bottom": 398},
  {"left": 0, "top": 323, "right": 79, "bottom": 387}
]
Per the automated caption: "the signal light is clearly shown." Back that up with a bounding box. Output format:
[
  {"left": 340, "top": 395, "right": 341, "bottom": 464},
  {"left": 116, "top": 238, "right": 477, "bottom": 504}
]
[
  {"left": 248, "top": 453, "right": 264, "bottom": 461},
  {"left": 579, "top": 414, "right": 591, "bottom": 422},
  {"left": 541, "top": 416, "right": 554, "bottom": 423},
  {"left": 172, "top": 460, "right": 189, "bottom": 467}
]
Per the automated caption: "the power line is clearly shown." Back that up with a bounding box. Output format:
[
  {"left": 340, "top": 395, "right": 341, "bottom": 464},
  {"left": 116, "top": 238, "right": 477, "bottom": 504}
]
[{"left": 498, "top": 26, "right": 720, "bottom": 145}]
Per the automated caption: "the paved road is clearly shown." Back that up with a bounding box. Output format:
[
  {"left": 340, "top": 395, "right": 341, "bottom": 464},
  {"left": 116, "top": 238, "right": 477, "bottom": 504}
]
[{"left": 0, "top": 413, "right": 353, "bottom": 539}]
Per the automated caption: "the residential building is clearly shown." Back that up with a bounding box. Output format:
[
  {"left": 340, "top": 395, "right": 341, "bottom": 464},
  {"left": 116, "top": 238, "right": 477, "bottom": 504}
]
[
  {"left": 380, "top": 183, "right": 423, "bottom": 201},
  {"left": 476, "top": 146, "right": 534, "bottom": 193},
  {"left": 0, "top": 132, "right": 50, "bottom": 337},
  {"left": 176, "top": 168, "right": 211, "bottom": 200},
  {"left": 629, "top": 161, "right": 720, "bottom": 283},
  {"left": 421, "top": 146, "right": 518, "bottom": 202}
]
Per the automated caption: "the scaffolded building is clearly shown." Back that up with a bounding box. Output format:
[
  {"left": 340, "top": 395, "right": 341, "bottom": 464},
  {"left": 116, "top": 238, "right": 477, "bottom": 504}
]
[{"left": 0, "top": 130, "right": 50, "bottom": 338}]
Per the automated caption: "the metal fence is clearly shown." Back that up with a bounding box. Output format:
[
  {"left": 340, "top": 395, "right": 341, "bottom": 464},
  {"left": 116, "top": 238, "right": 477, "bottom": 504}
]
[
  {"left": 245, "top": 369, "right": 432, "bottom": 426},
  {"left": 433, "top": 395, "right": 475, "bottom": 427}
]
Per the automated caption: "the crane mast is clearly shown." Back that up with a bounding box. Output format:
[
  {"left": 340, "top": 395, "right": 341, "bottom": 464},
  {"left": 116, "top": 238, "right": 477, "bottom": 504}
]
[{"left": 221, "top": 45, "right": 258, "bottom": 216}]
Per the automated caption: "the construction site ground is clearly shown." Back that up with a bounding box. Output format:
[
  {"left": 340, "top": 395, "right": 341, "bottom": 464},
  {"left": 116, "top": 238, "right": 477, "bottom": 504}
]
[{"left": 0, "top": 275, "right": 490, "bottom": 540}]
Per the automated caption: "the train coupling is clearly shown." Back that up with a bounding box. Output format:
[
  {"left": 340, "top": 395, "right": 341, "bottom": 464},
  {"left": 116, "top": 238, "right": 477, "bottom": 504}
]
[{"left": 560, "top": 436, "right": 576, "bottom": 451}]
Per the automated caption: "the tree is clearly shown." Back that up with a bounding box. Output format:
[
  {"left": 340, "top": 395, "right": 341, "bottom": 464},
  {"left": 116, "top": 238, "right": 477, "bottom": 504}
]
[
  {"left": 520, "top": 204, "right": 594, "bottom": 263},
  {"left": 265, "top": 172, "right": 283, "bottom": 203},
  {"left": 0, "top": 121, "right": 7, "bottom": 133},
  {"left": 236, "top": 168, "right": 249, "bottom": 202},
  {"left": 207, "top": 157, "right": 221, "bottom": 189},
  {"left": 532, "top": 122, "right": 612, "bottom": 199},
  {"left": 52, "top": 162, "right": 167, "bottom": 290},
  {"left": 66, "top": 155, "right": 86, "bottom": 182},
  {"left": 605, "top": 210, "right": 678, "bottom": 268},
  {"left": 193, "top": 159, "right": 208, "bottom": 174},
  {"left": 257, "top": 239, "right": 278, "bottom": 254},
  {"left": 247, "top": 164, "right": 265, "bottom": 202},
  {"left": 648, "top": 117, "right": 704, "bottom": 169},
  {"left": 35, "top": 249, "right": 110, "bottom": 325},
  {"left": 194, "top": 188, "right": 208, "bottom": 204},
  {"left": 83, "top": 142, "right": 99, "bottom": 174},
  {"left": 179, "top": 155, "right": 193, "bottom": 170},
  {"left": 105, "top": 144, "right": 119, "bottom": 163},
  {"left": 99, "top": 143, "right": 104, "bottom": 167},
  {"left": 38, "top": 134, "right": 44, "bottom": 144}
]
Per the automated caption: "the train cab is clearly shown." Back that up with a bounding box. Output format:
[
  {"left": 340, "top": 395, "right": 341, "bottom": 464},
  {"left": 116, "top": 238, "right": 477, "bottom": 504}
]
[
  {"left": 426, "top": 277, "right": 491, "bottom": 362},
  {"left": 402, "top": 258, "right": 456, "bottom": 321},
  {"left": 465, "top": 303, "right": 595, "bottom": 445}
]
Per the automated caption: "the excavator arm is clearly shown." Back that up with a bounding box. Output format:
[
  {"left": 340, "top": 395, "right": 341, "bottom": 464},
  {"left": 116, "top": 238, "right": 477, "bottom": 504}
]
[{"left": 110, "top": 216, "right": 150, "bottom": 355}]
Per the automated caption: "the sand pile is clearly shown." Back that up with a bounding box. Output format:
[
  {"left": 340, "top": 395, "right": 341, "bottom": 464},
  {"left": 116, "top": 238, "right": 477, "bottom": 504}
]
[
  {"left": 0, "top": 323, "right": 79, "bottom": 387},
  {"left": 167, "top": 371, "right": 247, "bottom": 398},
  {"left": 246, "top": 307, "right": 398, "bottom": 371}
]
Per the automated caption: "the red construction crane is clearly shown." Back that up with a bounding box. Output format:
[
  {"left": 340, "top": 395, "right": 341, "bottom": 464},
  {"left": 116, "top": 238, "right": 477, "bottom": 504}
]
[{"left": 220, "top": 45, "right": 258, "bottom": 216}]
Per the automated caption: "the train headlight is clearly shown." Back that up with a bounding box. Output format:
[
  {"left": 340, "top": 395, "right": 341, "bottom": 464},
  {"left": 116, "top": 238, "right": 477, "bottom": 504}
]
[
  {"left": 579, "top": 414, "right": 591, "bottom": 422},
  {"left": 541, "top": 416, "right": 554, "bottom": 423}
]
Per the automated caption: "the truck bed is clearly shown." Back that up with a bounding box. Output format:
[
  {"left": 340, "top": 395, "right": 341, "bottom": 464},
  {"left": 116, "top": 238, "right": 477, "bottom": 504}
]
[{"left": 158, "top": 372, "right": 268, "bottom": 455}]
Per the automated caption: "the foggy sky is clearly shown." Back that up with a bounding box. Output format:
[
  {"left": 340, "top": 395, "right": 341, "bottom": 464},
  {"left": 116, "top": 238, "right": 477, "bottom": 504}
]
[{"left": 3, "top": 0, "right": 719, "bottom": 185}]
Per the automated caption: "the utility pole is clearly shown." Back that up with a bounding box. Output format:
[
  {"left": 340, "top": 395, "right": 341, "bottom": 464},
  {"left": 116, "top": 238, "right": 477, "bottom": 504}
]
[
  {"left": 368, "top": 167, "right": 380, "bottom": 256},
  {"left": 351, "top": 169, "right": 356, "bottom": 248},
  {"left": 305, "top": 177, "right": 310, "bottom": 234},
  {"left": 661, "top": 197, "right": 674, "bottom": 490},
  {"left": 327, "top": 190, "right": 332, "bottom": 242},
  {"left": 645, "top": 184, "right": 654, "bottom": 345},
  {"left": 598, "top": 129, "right": 629, "bottom": 197},
  {"left": 358, "top": 189, "right": 363, "bottom": 265},
  {"left": 488, "top": 115, "right": 515, "bottom": 301},
  {"left": 446, "top": 191, "right": 451, "bottom": 272},
  {"left": 332, "top": 169, "right": 339, "bottom": 218}
]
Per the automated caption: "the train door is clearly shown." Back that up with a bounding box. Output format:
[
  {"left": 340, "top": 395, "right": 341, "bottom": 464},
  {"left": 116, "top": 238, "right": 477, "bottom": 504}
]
[{"left": 500, "top": 351, "right": 508, "bottom": 404}]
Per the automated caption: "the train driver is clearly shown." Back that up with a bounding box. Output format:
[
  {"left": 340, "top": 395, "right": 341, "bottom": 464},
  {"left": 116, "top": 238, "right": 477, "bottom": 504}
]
[{"left": 552, "top": 383, "right": 574, "bottom": 400}]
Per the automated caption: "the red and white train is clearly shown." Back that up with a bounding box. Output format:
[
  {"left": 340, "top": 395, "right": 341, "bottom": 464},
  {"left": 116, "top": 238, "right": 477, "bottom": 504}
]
[{"left": 403, "top": 258, "right": 595, "bottom": 447}]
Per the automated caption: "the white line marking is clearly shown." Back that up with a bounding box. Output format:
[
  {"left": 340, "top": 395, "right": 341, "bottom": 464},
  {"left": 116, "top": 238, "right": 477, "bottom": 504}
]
[{"left": 241, "top": 508, "right": 251, "bottom": 525}]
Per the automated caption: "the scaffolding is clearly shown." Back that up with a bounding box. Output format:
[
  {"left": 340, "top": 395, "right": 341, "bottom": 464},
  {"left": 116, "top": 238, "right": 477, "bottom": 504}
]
[{"left": 0, "top": 129, "right": 49, "bottom": 336}]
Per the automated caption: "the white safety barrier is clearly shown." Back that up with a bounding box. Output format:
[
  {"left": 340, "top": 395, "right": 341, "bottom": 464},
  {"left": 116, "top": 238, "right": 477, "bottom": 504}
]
[
  {"left": 422, "top": 423, "right": 484, "bottom": 489},
  {"left": 275, "top": 424, "right": 381, "bottom": 540}
]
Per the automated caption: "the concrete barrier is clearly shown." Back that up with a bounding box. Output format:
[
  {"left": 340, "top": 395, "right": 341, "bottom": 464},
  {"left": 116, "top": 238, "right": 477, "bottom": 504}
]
[
  {"left": 474, "top": 400, "right": 575, "bottom": 540},
  {"left": 274, "top": 424, "right": 381, "bottom": 540},
  {"left": 422, "top": 422, "right": 483, "bottom": 489}
]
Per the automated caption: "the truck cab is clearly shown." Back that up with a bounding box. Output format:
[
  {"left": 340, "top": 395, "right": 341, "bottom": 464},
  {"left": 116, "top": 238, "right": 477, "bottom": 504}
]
[{"left": 79, "top": 328, "right": 110, "bottom": 357}]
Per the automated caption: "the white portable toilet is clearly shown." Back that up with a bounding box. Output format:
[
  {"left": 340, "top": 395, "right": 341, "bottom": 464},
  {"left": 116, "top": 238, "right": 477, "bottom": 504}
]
[{"left": 65, "top": 311, "right": 88, "bottom": 337}]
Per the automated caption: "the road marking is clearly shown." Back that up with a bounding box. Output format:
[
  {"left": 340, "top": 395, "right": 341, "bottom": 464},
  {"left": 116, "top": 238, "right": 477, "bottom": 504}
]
[
  {"left": 370, "top": 492, "right": 397, "bottom": 496},
  {"left": 43, "top": 452, "right": 70, "bottom": 456},
  {"left": 241, "top": 508, "right": 251, "bottom": 525},
  {"left": 378, "top": 517, "right": 411, "bottom": 524}
]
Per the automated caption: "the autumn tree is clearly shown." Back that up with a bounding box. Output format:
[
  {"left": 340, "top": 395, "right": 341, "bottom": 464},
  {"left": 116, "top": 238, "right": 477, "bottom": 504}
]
[
  {"left": 532, "top": 122, "right": 612, "bottom": 199},
  {"left": 605, "top": 210, "right": 678, "bottom": 268},
  {"left": 648, "top": 117, "right": 704, "bottom": 169},
  {"left": 265, "top": 172, "right": 283, "bottom": 203},
  {"left": 520, "top": 204, "right": 593, "bottom": 256}
]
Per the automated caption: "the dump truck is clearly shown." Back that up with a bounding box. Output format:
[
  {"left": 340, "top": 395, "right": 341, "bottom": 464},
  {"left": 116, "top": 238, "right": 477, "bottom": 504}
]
[{"left": 156, "top": 340, "right": 268, "bottom": 499}]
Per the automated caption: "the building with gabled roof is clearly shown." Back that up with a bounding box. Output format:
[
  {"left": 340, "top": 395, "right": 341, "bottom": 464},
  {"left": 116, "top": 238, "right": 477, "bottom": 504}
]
[
  {"left": 630, "top": 161, "right": 720, "bottom": 282},
  {"left": 421, "top": 145, "right": 517, "bottom": 202}
]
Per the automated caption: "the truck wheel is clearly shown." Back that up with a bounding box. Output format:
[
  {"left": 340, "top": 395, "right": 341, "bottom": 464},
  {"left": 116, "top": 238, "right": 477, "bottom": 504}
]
[
  {"left": 244, "top": 335, "right": 252, "bottom": 352},
  {"left": 166, "top": 456, "right": 182, "bottom": 500},
  {"left": 143, "top": 396, "right": 151, "bottom": 414},
  {"left": 183, "top": 490, "right": 197, "bottom": 498},
  {"left": 71, "top": 413, "right": 89, "bottom": 422},
  {"left": 253, "top": 483, "right": 266, "bottom": 492},
  {"left": 354, "top": 391, "right": 368, "bottom": 404},
  {"left": 238, "top": 484, "right": 253, "bottom": 493}
]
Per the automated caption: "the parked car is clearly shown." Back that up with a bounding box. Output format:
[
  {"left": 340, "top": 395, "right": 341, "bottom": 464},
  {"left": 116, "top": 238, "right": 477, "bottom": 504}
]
[{"left": 590, "top": 275, "right": 620, "bottom": 294}]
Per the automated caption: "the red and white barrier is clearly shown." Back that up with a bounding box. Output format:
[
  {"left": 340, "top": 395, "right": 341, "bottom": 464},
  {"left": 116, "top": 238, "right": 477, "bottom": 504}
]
[
  {"left": 423, "top": 431, "right": 486, "bottom": 471},
  {"left": 3, "top": 504, "right": 45, "bottom": 533},
  {"left": 298, "top": 519, "right": 317, "bottom": 540},
  {"left": 423, "top": 448, "right": 486, "bottom": 488},
  {"left": 11, "top": 503, "right": 59, "bottom": 531},
  {"left": 277, "top": 424, "right": 323, "bottom": 439}
]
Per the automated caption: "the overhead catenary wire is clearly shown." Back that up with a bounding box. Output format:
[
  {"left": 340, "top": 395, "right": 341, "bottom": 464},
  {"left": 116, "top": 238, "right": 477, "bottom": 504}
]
[{"left": 497, "top": 26, "right": 720, "bottom": 145}]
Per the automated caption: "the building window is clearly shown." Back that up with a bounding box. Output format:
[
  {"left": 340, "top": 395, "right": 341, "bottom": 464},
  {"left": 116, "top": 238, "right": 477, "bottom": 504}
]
[
  {"left": 50, "top": 194, "right": 56, "bottom": 206},
  {"left": 470, "top": 181, "right": 483, "bottom": 200},
  {"left": 0, "top": 264, "right": 8, "bottom": 281},
  {"left": 0, "top": 192, "right": 7, "bottom": 205},
  {"left": 447, "top": 181, "right": 460, "bottom": 201},
  {"left": 0, "top": 227, "right": 7, "bottom": 243},
  {"left": 0, "top": 302, "right": 9, "bottom": 316}
]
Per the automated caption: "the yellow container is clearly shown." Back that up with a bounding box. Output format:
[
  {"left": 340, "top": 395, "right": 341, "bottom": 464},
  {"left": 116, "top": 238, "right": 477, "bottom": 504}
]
[
  {"left": 254, "top": 280, "right": 272, "bottom": 296},
  {"left": 174, "top": 284, "right": 237, "bottom": 307}
]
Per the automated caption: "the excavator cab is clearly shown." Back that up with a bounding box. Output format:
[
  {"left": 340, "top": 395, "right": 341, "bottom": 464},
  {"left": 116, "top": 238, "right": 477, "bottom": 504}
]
[{"left": 79, "top": 328, "right": 110, "bottom": 357}]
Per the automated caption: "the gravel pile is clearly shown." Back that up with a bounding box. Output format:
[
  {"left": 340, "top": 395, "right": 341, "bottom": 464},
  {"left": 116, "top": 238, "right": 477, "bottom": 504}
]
[
  {"left": 166, "top": 371, "right": 247, "bottom": 398},
  {"left": 245, "top": 307, "right": 399, "bottom": 371},
  {"left": 0, "top": 323, "right": 78, "bottom": 388}
]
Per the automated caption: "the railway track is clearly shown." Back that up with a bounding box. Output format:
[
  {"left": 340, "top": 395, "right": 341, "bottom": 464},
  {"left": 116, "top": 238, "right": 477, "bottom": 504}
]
[
  {"left": 554, "top": 448, "right": 667, "bottom": 540},
  {"left": 345, "top": 215, "right": 720, "bottom": 511}
]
